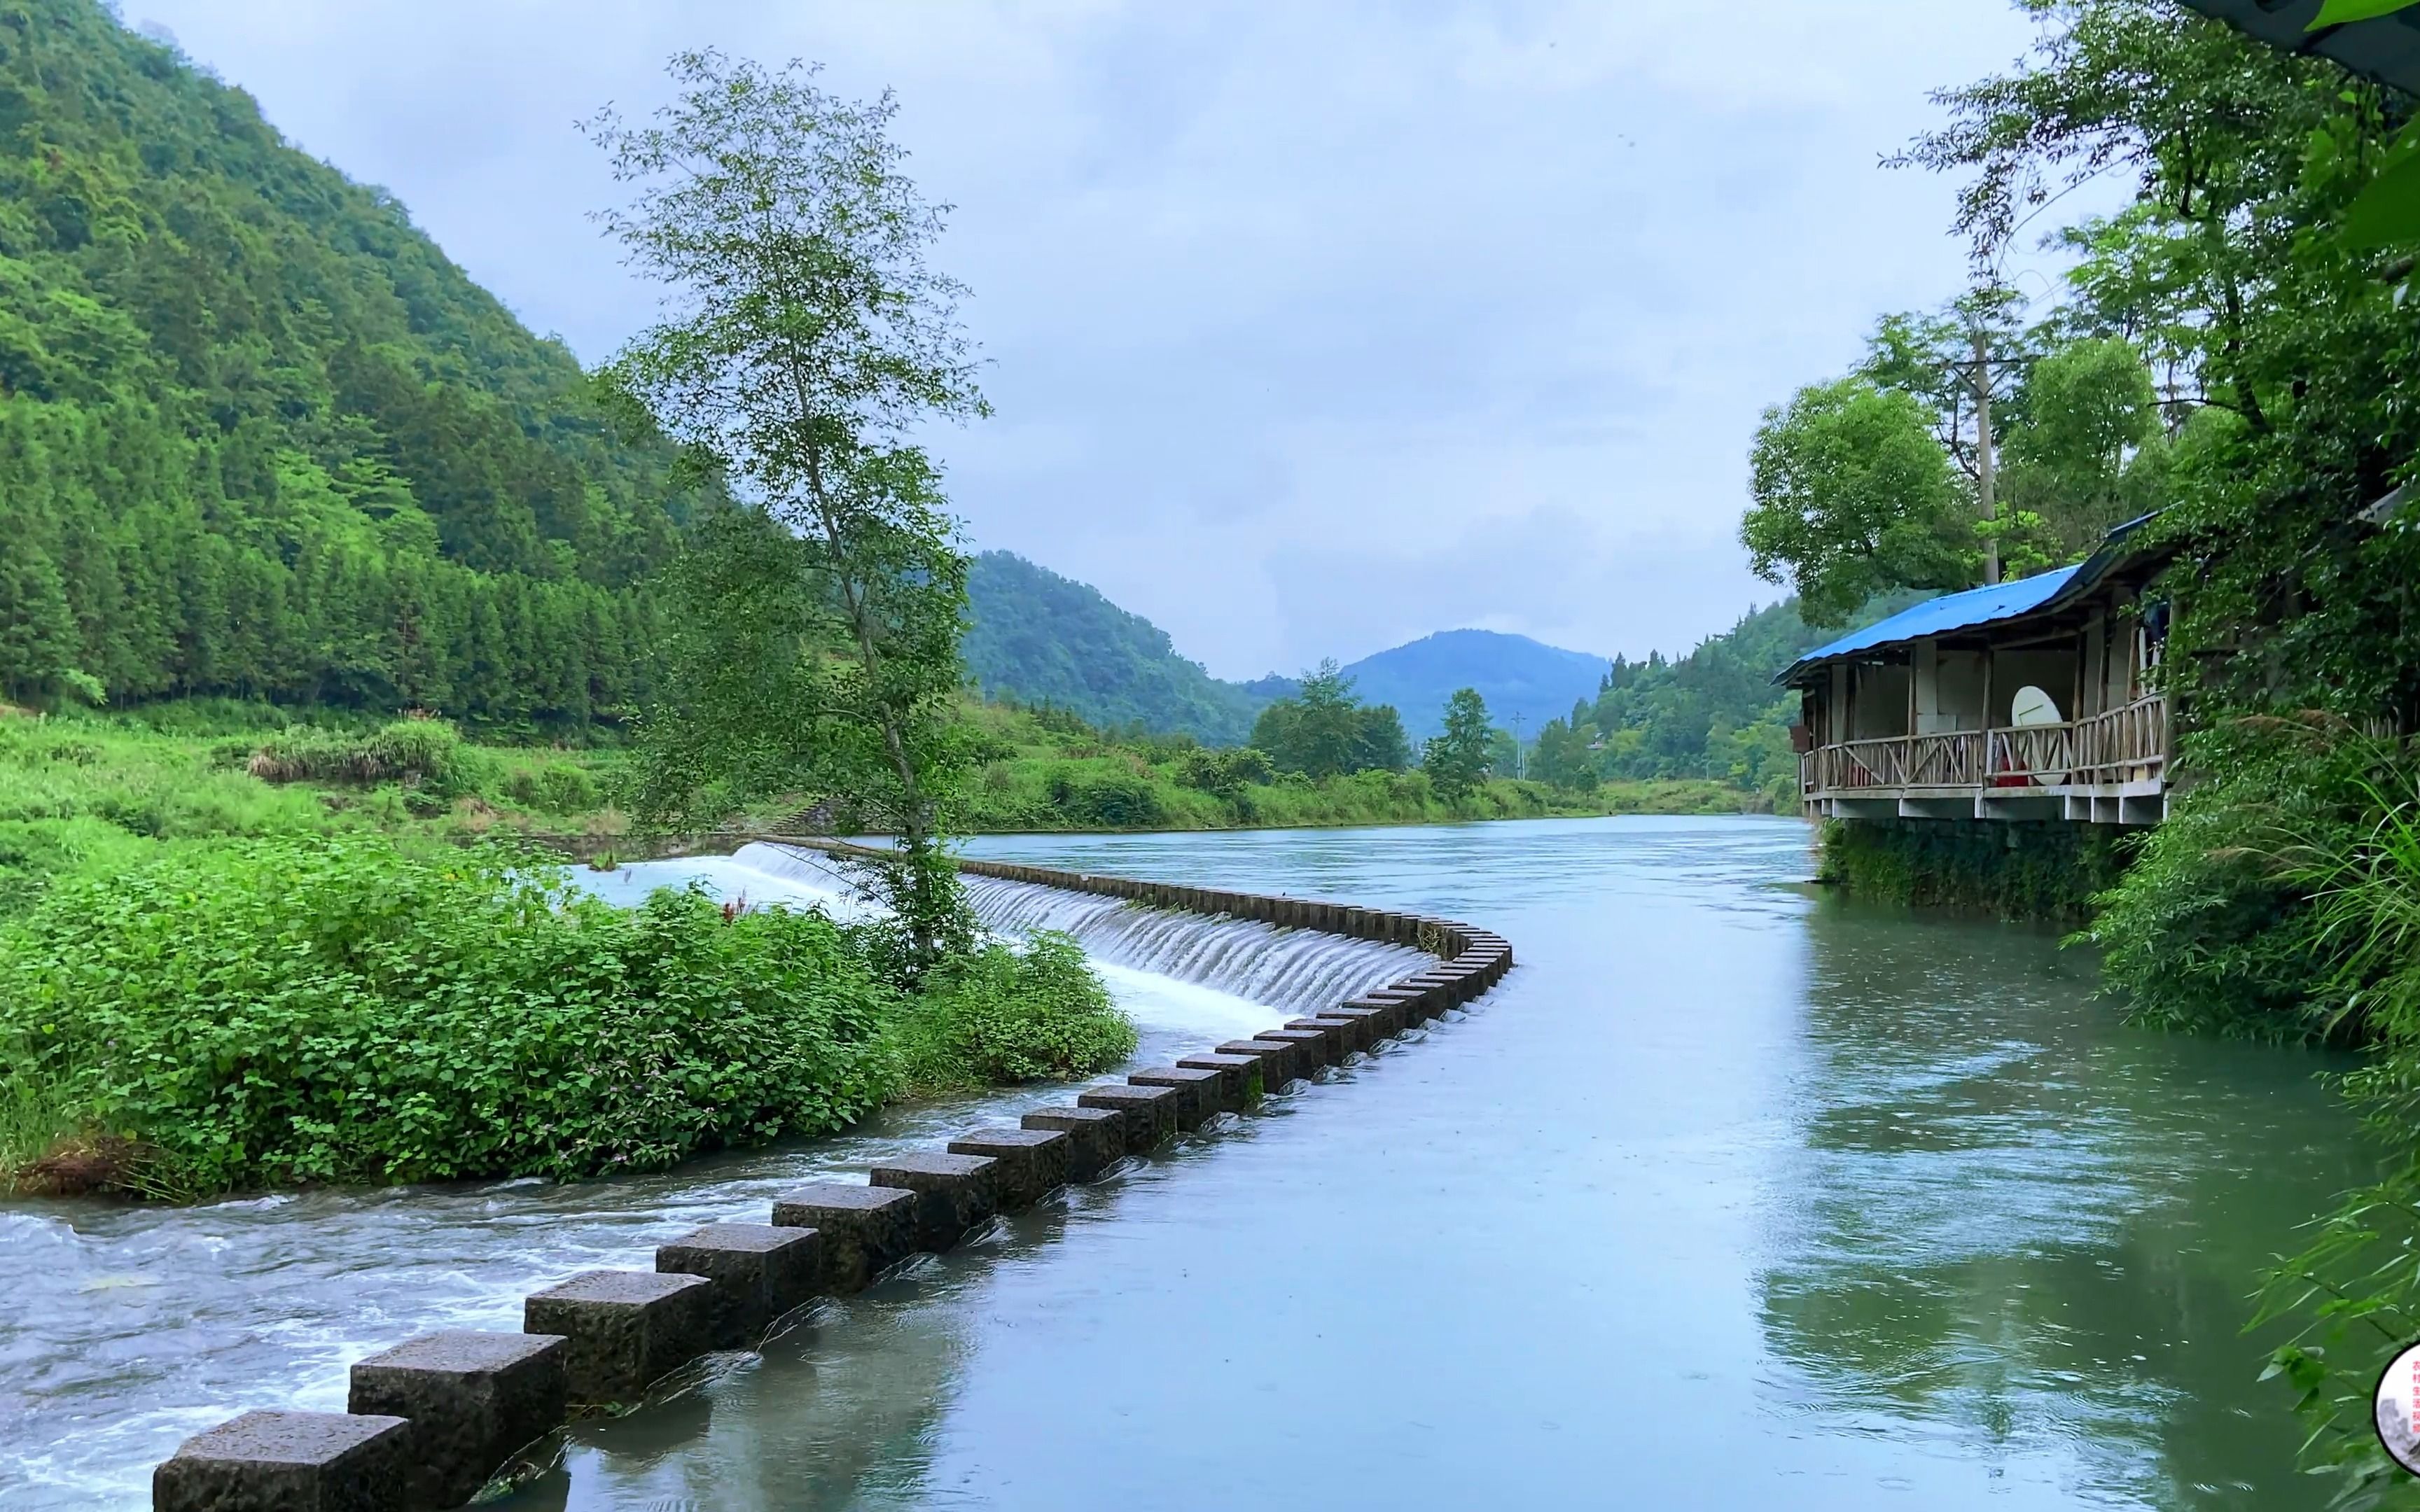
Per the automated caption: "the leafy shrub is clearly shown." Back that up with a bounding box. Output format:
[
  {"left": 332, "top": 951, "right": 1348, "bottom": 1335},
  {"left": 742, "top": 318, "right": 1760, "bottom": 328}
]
[
  {"left": 896, "top": 932, "right": 1134, "bottom": 1090},
  {"left": 249, "top": 719, "right": 489, "bottom": 797},
  {"left": 0, "top": 835, "right": 900, "bottom": 1192},
  {"left": 1177, "top": 746, "right": 1274, "bottom": 797},
  {"left": 1043, "top": 766, "right": 1169, "bottom": 828},
  {"left": 2091, "top": 716, "right": 2405, "bottom": 1040},
  {"left": 502, "top": 762, "right": 602, "bottom": 815}
]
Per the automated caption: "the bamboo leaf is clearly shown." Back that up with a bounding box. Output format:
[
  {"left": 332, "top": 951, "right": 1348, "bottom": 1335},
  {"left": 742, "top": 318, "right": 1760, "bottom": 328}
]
[{"left": 2311, "top": 0, "right": 2420, "bottom": 28}]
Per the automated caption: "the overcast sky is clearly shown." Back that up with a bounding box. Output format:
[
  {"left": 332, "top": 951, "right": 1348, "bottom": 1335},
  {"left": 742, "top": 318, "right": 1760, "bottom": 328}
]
[{"left": 135, "top": 0, "right": 2061, "bottom": 680}]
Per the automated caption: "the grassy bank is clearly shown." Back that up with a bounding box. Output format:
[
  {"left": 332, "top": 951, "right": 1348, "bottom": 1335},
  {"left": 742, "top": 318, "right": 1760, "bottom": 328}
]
[{"left": 0, "top": 710, "right": 1138, "bottom": 1198}]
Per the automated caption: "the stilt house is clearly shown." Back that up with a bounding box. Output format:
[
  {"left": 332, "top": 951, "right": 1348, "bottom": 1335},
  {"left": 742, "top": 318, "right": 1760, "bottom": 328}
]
[{"left": 1779, "top": 519, "right": 2174, "bottom": 826}]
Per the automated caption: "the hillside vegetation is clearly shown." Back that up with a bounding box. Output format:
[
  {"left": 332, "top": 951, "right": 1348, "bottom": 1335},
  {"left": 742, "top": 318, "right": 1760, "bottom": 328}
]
[
  {"left": 965, "top": 552, "right": 1265, "bottom": 743},
  {"left": 0, "top": 0, "right": 693, "bottom": 732}
]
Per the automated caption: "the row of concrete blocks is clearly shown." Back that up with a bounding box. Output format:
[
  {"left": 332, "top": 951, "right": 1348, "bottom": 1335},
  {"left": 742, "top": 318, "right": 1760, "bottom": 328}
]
[
  {"left": 947, "top": 856, "right": 1475, "bottom": 954},
  {"left": 151, "top": 891, "right": 1510, "bottom": 1512}
]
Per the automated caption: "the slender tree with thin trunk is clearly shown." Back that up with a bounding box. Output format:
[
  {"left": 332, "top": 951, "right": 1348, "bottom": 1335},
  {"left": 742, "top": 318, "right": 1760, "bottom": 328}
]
[{"left": 587, "top": 51, "right": 988, "bottom": 976}]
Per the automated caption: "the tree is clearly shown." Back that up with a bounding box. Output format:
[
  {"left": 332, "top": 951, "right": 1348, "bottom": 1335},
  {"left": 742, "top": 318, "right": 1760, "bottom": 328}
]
[
  {"left": 1740, "top": 377, "right": 1975, "bottom": 626},
  {"left": 1253, "top": 659, "right": 1361, "bottom": 778},
  {"left": 1530, "top": 715, "right": 1600, "bottom": 793},
  {"left": 1422, "top": 687, "right": 1493, "bottom": 801},
  {"left": 590, "top": 51, "right": 987, "bottom": 976}
]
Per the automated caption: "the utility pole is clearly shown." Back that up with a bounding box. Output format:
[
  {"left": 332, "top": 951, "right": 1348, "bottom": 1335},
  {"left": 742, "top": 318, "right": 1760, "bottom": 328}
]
[
  {"left": 1973, "top": 328, "right": 1999, "bottom": 586},
  {"left": 1509, "top": 711, "right": 1527, "bottom": 780}
]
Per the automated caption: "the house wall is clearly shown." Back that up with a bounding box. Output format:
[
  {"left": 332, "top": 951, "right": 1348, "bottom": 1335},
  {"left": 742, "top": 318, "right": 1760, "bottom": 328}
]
[
  {"left": 1913, "top": 638, "right": 1989, "bottom": 734},
  {"left": 1989, "top": 648, "right": 2077, "bottom": 725},
  {"left": 1849, "top": 662, "right": 1910, "bottom": 739}
]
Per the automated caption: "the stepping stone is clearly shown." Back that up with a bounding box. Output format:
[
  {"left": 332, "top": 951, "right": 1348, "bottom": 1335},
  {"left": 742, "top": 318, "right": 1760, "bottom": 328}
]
[
  {"left": 1127, "top": 1065, "right": 1224, "bottom": 1126},
  {"left": 1020, "top": 1106, "right": 1125, "bottom": 1180},
  {"left": 347, "top": 1330, "right": 566, "bottom": 1511},
  {"left": 1078, "top": 1082, "right": 1177, "bottom": 1152},
  {"left": 154, "top": 1408, "right": 410, "bottom": 1512},
  {"left": 947, "top": 1128, "right": 1070, "bottom": 1209},
  {"left": 1215, "top": 1039, "right": 1295, "bottom": 1089},
  {"left": 770, "top": 1184, "right": 917, "bottom": 1292},
  {"left": 522, "top": 1270, "right": 711, "bottom": 1407},
  {"left": 1288, "top": 1016, "right": 1363, "bottom": 1057},
  {"left": 1323, "top": 1003, "right": 1397, "bottom": 1041},
  {"left": 869, "top": 1152, "right": 999, "bottom": 1250},
  {"left": 1253, "top": 1028, "right": 1329, "bottom": 1072},
  {"left": 1176, "top": 1051, "right": 1260, "bottom": 1108},
  {"left": 655, "top": 1222, "right": 823, "bottom": 1348}
]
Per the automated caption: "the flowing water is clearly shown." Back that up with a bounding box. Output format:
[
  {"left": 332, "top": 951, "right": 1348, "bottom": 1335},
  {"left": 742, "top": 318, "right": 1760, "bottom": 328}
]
[{"left": 0, "top": 818, "right": 2378, "bottom": 1509}]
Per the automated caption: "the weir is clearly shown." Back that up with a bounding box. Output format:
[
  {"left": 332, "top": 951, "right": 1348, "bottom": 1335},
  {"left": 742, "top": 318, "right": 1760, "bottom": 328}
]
[{"left": 123, "top": 854, "right": 1511, "bottom": 1512}]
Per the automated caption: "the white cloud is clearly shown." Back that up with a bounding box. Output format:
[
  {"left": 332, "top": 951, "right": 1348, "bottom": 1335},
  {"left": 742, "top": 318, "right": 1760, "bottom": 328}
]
[{"left": 139, "top": 0, "right": 2065, "bottom": 678}]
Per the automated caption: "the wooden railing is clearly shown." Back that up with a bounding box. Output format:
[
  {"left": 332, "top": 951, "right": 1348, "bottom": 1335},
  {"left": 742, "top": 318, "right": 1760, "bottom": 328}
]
[{"left": 1801, "top": 694, "right": 2168, "bottom": 797}]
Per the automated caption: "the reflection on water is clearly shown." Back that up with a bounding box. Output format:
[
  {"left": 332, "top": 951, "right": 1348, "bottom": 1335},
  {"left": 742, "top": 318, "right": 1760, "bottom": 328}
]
[{"left": 1759, "top": 902, "right": 2367, "bottom": 1509}]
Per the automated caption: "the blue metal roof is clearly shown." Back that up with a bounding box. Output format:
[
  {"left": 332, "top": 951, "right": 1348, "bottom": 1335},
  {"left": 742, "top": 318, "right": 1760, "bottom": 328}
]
[{"left": 1777, "top": 565, "right": 2078, "bottom": 684}]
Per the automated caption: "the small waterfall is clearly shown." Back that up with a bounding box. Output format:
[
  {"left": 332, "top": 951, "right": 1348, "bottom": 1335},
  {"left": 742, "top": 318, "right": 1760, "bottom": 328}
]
[{"left": 961, "top": 872, "right": 1428, "bottom": 1016}]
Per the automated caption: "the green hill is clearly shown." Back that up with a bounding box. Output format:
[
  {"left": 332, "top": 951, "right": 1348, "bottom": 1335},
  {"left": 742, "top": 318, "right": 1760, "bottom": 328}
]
[
  {"left": 964, "top": 551, "right": 1265, "bottom": 742},
  {"left": 0, "top": 0, "right": 696, "bottom": 731},
  {"left": 1334, "top": 629, "right": 1608, "bottom": 738}
]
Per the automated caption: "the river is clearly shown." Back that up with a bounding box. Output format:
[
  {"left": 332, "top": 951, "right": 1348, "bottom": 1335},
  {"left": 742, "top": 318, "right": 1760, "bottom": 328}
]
[{"left": 0, "top": 816, "right": 2373, "bottom": 1509}]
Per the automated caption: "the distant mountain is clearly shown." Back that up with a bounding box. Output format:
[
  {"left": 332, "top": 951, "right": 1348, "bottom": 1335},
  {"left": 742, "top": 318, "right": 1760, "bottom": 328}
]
[
  {"left": 963, "top": 552, "right": 1265, "bottom": 742},
  {"left": 1336, "top": 630, "right": 1611, "bottom": 738}
]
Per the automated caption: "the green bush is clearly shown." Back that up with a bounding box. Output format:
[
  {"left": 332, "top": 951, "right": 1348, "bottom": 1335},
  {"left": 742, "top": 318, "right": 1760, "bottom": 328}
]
[
  {"left": 0, "top": 834, "right": 900, "bottom": 1192},
  {"left": 897, "top": 932, "right": 1135, "bottom": 1091},
  {"left": 1044, "top": 766, "right": 1169, "bottom": 828},
  {"left": 249, "top": 719, "right": 489, "bottom": 797},
  {"left": 503, "top": 762, "right": 602, "bottom": 816},
  {"left": 2090, "top": 717, "right": 2405, "bottom": 1040}
]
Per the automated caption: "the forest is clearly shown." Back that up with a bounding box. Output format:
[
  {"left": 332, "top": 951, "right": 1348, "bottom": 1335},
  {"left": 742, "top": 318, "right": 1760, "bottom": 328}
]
[{"left": 0, "top": 0, "right": 690, "bottom": 732}]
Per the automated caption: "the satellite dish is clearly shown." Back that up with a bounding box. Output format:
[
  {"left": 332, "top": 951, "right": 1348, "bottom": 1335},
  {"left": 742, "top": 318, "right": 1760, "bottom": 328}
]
[
  {"left": 2008, "top": 685, "right": 2062, "bottom": 727},
  {"left": 1998, "top": 684, "right": 2067, "bottom": 787}
]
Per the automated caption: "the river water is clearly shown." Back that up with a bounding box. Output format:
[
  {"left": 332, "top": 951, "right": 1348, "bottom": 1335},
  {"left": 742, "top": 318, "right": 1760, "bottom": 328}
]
[{"left": 0, "top": 817, "right": 2376, "bottom": 1509}]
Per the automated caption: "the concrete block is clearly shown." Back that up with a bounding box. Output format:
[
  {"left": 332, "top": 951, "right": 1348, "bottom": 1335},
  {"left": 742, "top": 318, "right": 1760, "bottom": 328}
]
[
  {"left": 1078, "top": 1082, "right": 1178, "bottom": 1152},
  {"left": 1176, "top": 1051, "right": 1260, "bottom": 1109},
  {"left": 347, "top": 1331, "right": 566, "bottom": 1510},
  {"left": 947, "top": 1128, "right": 1069, "bottom": 1209},
  {"left": 155, "top": 1410, "right": 411, "bottom": 1512},
  {"left": 523, "top": 1270, "right": 712, "bottom": 1407},
  {"left": 655, "top": 1222, "right": 823, "bottom": 1349},
  {"left": 1307, "top": 1016, "right": 1384, "bottom": 1049},
  {"left": 1020, "top": 1105, "right": 1125, "bottom": 1180},
  {"left": 1214, "top": 1038, "right": 1295, "bottom": 1089},
  {"left": 1314, "top": 1010, "right": 1382, "bottom": 1051},
  {"left": 1289, "top": 1015, "right": 1364, "bottom": 1057},
  {"left": 770, "top": 1183, "right": 916, "bottom": 1292},
  {"left": 1127, "top": 1065, "right": 1223, "bottom": 1127},
  {"left": 870, "top": 1152, "right": 999, "bottom": 1250},
  {"left": 1253, "top": 1028, "right": 1329, "bottom": 1073},
  {"left": 1333, "top": 998, "right": 1405, "bottom": 1038}
]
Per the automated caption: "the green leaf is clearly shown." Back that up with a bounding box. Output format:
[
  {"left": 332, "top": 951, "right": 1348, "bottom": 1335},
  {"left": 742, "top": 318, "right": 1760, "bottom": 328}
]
[
  {"left": 2311, "top": 0, "right": 2420, "bottom": 27},
  {"left": 2344, "top": 151, "right": 2420, "bottom": 248}
]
